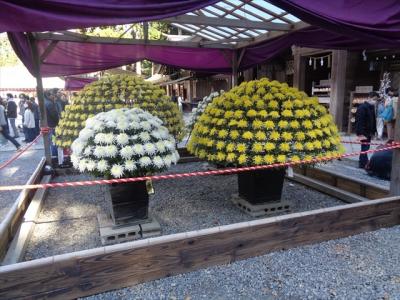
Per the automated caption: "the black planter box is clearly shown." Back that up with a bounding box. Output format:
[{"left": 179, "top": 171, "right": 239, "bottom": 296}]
[
  {"left": 238, "top": 168, "right": 286, "bottom": 204},
  {"left": 109, "top": 181, "right": 149, "bottom": 225}
]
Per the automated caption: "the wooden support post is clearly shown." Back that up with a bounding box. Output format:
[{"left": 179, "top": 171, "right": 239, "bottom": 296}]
[
  {"left": 330, "top": 50, "right": 348, "bottom": 131},
  {"left": 390, "top": 98, "right": 400, "bottom": 196},
  {"left": 292, "top": 47, "right": 305, "bottom": 90},
  {"left": 231, "top": 50, "right": 238, "bottom": 88},
  {"left": 27, "top": 33, "right": 52, "bottom": 166},
  {"left": 143, "top": 22, "right": 149, "bottom": 41}
]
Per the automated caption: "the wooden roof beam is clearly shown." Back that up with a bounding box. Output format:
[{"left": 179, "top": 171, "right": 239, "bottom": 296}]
[{"left": 162, "top": 15, "right": 291, "bottom": 31}]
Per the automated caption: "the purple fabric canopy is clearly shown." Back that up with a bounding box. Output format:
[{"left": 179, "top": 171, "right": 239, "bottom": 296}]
[
  {"left": 8, "top": 33, "right": 233, "bottom": 77},
  {"left": 240, "top": 26, "right": 400, "bottom": 70},
  {"left": 65, "top": 77, "right": 98, "bottom": 91},
  {"left": 269, "top": 0, "right": 400, "bottom": 45},
  {"left": 0, "top": 0, "right": 218, "bottom": 33}
]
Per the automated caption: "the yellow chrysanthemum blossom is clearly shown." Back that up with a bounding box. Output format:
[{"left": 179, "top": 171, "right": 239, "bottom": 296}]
[
  {"left": 243, "top": 131, "right": 254, "bottom": 140},
  {"left": 237, "top": 143, "right": 247, "bottom": 153},
  {"left": 277, "top": 155, "right": 286, "bottom": 163},
  {"left": 265, "top": 143, "right": 275, "bottom": 151},
  {"left": 264, "top": 120, "right": 275, "bottom": 129},
  {"left": 252, "top": 119, "right": 264, "bottom": 129},
  {"left": 255, "top": 131, "right": 267, "bottom": 141},
  {"left": 226, "top": 153, "right": 236, "bottom": 162},
  {"left": 264, "top": 155, "right": 275, "bottom": 164},
  {"left": 230, "top": 130, "right": 240, "bottom": 139},
  {"left": 253, "top": 155, "right": 263, "bottom": 165},
  {"left": 279, "top": 143, "right": 291, "bottom": 152},
  {"left": 270, "top": 131, "right": 280, "bottom": 141},
  {"left": 252, "top": 143, "right": 264, "bottom": 153},
  {"left": 237, "top": 119, "right": 248, "bottom": 128},
  {"left": 218, "top": 130, "right": 228, "bottom": 139},
  {"left": 238, "top": 154, "right": 248, "bottom": 164}
]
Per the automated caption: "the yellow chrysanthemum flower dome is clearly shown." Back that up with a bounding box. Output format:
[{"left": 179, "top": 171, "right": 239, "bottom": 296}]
[
  {"left": 54, "top": 74, "right": 185, "bottom": 148},
  {"left": 187, "top": 78, "right": 343, "bottom": 166}
]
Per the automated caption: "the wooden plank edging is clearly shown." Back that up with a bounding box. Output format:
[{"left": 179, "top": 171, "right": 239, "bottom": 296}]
[
  {"left": 2, "top": 175, "right": 52, "bottom": 265},
  {"left": 0, "top": 196, "right": 399, "bottom": 299},
  {"left": 0, "top": 158, "right": 46, "bottom": 259}
]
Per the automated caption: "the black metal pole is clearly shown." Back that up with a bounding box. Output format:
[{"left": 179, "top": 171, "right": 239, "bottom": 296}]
[{"left": 27, "top": 32, "right": 52, "bottom": 165}]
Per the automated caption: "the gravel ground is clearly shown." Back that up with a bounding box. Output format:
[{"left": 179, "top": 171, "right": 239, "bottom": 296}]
[
  {"left": 0, "top": 139, "right": 44, "bottom": 221},
  {"left": 317, "top": 159, "right": 390, "bottom": 188},
  {"left": 85, "top": 225, "right": 400, "bottom": 300},
  {"left": 24, "top": 162, "right": 344, "bottom": 260}
]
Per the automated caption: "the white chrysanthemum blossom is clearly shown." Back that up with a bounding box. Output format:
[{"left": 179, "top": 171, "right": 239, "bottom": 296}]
[
  {"left": 104, "top": 145, "right": 118, "bottom": 158},
  {"left": 116, "top": 133, "right": 129, "bottom": 145},
  {"left": 94, "top": 133, "right": 106, "bottom": 144},
  {"left": 188, "top": 90, "right": 223, "bottom": 131},
  {"left": 111, "top": 164, "right": 124, "bottom": 178},
  {"left": 97, "top": 160, "right": 109, "bottom": 172},
  {"left": 71, "top": 140, "right": 84, "bottom": 155},
  {"left": 124, "top": 160, "right": 137, "bottom": 171},
  {"left": 116, "top": 121, "right": 129, "bottom": 131},
  {"left": 72, "top": 108, "right": 178, "bottom": 178},
  {"left": 152, "top": 156, "right": 164, "bottom": 168},
  {"left": 144, "top": 143, "right": 156, "bottom": 155},
  {"left": 103, "top": 133, "right": 114, "bottom": 144},
  {"left": 120, "top": 146, "right": 134, "bottom": 159},
  {"left": 78, "top": 159, "right": 87, "bottom": 172},
  {"left": 139, "top": 156, "right": 152, "bottom": 167},
  {"left": 132, "top": 144, "right": 145, "bottom": 156},
  {"left": 79, "top": 128, "right": 94, "bottom": 142},
  {"left": 163, "top": 155, "right": 172, "bottom": 167},
  {"left": 140, "top": 121, "right": 152, "bottom": 131},
  {"left": 86, "top": 160, "right": 96, "bottom": 171},
  {"left": 93, "top": 146, "right": 106, "bottom": 158},
  {"left": 139, "top": 132, "right": 151, "bottom": 142},
  {"left": 156, "top": 141, "right": 166, "bottom": 153},
  {"left": 83, "top": 146, "right": 93, "bottom": 156}
]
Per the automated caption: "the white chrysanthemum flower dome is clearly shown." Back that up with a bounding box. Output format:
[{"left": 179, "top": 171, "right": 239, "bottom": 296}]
[
  {"left": 72, "top": 108, "right": 179, "bottom": 179},
  {"left": 188, "top": 90, "right": 223, "bottom": 131}
]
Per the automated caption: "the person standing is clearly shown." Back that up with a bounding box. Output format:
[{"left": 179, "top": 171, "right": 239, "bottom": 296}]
[
  {"left": 376, "top": 97, "right": 385, "bottom": 140},
  {"left": 6, "top": 93, "right": 19, "bottom": 138},
  {"left": 355, "top": 92, "right": 378, "bottom": 168},
  {"left": 381, "top": 87, "right": 396, "bottom": 140},
  {"left": 30, "top": 97, "right": 40, "bottom": 138},
  {"left": 0, "top": 97, "right": 21, "bottom": 150},
  {"left": 23, "top": 101, "right": 36, "bottom": 143}
]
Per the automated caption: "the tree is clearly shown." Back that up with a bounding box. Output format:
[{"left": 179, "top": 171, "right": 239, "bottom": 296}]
[
  {"left": 77, "top": 23, "right": 170, "bottom": 77},
  {"left": 0, "top": 35, "right": 19, "bottom": 66}
]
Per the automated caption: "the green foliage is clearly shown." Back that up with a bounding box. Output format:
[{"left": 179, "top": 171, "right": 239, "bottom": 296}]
[{"left": 0, "top": 36, "right": 19, "bottom": 66}]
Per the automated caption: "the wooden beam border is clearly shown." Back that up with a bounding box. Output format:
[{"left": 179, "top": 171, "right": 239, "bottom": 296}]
[
  {"left": 0, "top": 196, "right": 399, "bottom": 299},
  {"left": 0, "top": 158, "right": 46, "bottom": 260}
]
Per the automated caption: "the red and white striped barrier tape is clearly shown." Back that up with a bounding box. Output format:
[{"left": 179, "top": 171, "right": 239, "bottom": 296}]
[
  {"left": 0, "top": 132, "right": 43, "bottom": 170},
  {"left": 0, "top": 143, "right": 399, "bottom": 192}
]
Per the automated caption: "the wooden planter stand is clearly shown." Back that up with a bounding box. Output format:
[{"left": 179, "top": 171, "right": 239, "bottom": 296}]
[{"left": 232, "top": 168, "right": 290, "bottom": 217}]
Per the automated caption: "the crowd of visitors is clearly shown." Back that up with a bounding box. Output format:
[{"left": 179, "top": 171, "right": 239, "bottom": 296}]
[{"left": 0, "top": 89, "right": 68, "bottom": 156}]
